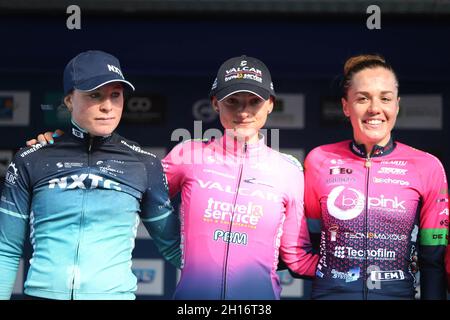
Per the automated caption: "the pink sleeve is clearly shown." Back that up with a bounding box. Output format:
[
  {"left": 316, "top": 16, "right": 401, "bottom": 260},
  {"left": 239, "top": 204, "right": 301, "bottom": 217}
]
[
  {"left": 418, "top": 155, "right": 448, "bottom": 237},
  {"left": 279, "top": 165, "right": 318, "bottom": 277},
  {"left": 304, "top": 148, "right": 322, "bottom": 219},
  {"left": 162, "top": 142, "right": 190, "bottom": 199}
]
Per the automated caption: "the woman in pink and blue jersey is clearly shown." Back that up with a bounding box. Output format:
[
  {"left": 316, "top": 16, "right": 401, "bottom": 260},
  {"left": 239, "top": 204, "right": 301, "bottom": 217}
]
[{"left": 304, "top": 54, "right": 448, "bottom": 300}]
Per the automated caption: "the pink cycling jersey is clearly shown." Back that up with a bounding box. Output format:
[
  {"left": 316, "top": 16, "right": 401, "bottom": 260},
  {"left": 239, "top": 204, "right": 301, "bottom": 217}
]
[
  {"left": 162, "top": 135, "right": 318, "bottom": 300},
  {"left": 304, "top": 139, "right": 449, "bottom": 300}
]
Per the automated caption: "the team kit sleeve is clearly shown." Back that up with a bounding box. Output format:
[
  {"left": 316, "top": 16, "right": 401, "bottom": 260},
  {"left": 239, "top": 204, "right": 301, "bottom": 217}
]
[
  {"left": 446, "top": 244, "right": 450, "bottom": 292},
  {"left": 140, "top": 158, "right": 182, "bottom": 269},
  {"left": 279, "top": 165, "right": 319, "bottom": 278},
  {"left": 161, "top": 143, "right": 190, "bottom": 199},
  {"left": 303, "top": 149, "right": 322, "bottom": 220},
  {"left": 0, "top": 155, "right": 31, "bottom": 299},
  {"left": 417, "top": 156, "right": 449, "bottom": 299}
]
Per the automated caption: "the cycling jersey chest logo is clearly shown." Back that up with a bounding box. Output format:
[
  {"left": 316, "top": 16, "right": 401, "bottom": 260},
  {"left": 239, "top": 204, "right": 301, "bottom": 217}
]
[
  {"left": 327, "top": 186, "right": 364, "bottom": 220},
  {"left": 197, "top": 179, "right": 280, "bottom": 202},
  {"left": 327, "top": 186, "right": 406, "bottom": 220},
  {"left": 48, "top": 173, "right": 121, "bottom": 191}
]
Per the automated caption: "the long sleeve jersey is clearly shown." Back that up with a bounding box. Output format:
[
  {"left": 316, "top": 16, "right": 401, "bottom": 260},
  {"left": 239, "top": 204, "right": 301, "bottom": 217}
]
[
  {"left": 162, "top": 135, "right": 318, "bottom": 300},
  {"left": 0, "top": 122, "right": 181, "bottom": 300},
  {"left": 304, "top": 139, "right": 448, "bottom": 300},
  {"left": 446, "top": 245, "right": 450, "bottom": 292}
]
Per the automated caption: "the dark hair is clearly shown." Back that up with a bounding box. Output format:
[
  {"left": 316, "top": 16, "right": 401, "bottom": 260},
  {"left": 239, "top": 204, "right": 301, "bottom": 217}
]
[{"left": 342, "top": 54, "right": 398, "bottom": 99}]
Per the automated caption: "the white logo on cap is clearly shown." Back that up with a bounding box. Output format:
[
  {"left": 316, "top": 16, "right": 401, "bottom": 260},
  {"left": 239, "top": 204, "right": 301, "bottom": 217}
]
[
  {"left": 240, "top": 60, "right": 247, "bottom": 67},
  {"left": 107, "top": 64, "right": 123, "bottom": 78}
]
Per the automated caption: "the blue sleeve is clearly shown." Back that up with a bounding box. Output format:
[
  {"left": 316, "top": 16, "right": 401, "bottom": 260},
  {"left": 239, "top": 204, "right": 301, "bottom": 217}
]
[
  {"left": 140, "top": 158, "right": 181, "bottom": 268},
  {"left": 0, "top": 155, "right": 31, "bottom": 299}
]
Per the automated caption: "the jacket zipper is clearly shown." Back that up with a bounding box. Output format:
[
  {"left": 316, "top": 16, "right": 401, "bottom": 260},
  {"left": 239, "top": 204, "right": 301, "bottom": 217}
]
[
  {"left": 363, "top": 156, "right": 371, "bottom": 300},
  {"left": 220, "top": 142, "right": 247, "bottom": 300},
  {"left": 70, "top": 136, "right": 93, "bottom": 299}
]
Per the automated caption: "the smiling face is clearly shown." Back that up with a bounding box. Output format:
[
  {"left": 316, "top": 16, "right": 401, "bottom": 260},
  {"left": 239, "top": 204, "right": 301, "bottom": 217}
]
[
  {"left": 64, "top": 82, "right": 124, "bottom": 136},
  {"left": 342, "top": 67, "right": 400, "bottom": 153},
  {"left": 212, "top": 92, "right": 274, "bottom": 144}
]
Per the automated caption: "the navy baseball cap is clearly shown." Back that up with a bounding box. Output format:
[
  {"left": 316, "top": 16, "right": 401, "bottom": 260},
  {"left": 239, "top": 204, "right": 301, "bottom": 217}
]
[
  {"left": 210, "top": 55, "right": 275, "bottom": 101},
  {"left": 63, "top": 50, "right": 135, "bottom": 96}
]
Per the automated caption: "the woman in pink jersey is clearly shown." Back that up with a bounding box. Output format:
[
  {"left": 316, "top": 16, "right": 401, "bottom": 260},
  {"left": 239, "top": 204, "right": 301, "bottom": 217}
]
[
  {"left": 27, "top": 55, "right": 319, "bottom": 300},
  {"left": 304, "top": 54, "right": 449, "bottom": 299},
  {"left": 161, "top": 55, "right": 318, "bottom": 299}
]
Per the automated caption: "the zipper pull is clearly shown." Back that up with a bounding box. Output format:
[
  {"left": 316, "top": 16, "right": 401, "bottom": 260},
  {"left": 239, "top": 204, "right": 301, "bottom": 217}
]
[
  {"left": 364, "top": 157, "right": 371, "bottom": 168},
  {"left": 88, "top": 136, "right": 94, "bottom": 152}
]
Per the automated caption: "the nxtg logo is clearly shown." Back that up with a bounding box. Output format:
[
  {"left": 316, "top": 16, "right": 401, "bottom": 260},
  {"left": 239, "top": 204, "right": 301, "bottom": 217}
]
[
  {"left": 5, "top": 162, "right": 19, "bottom": 185},
  {"left": 48, "top": 173, "right": 121, "bottom": 190},
  {"left": 240, "top": 60, "right": 247, "bottom": 67},
  {"left": 107, "top": 64, "right": 123, "bottom": 78},
  {"left": 133, "top": 268, "right": 155, "bottom": 283}
]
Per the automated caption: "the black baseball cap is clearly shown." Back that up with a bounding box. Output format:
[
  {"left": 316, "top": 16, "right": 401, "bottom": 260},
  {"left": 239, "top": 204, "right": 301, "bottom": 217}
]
[
  {"left": 210, "top": 55, "right": 276, "bottom": 101},
  {"left": 63, "top": 50, "right": 135, "bottom": 96}
]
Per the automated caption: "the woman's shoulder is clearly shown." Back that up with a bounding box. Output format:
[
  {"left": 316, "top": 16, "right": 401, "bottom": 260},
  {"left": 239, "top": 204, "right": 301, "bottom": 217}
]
[
  {"left": 394, "top": 141, "right": 444, "bottom": 168},
  {"left": 276, "top": 151, "right": 304, "bottom": 172},
  {"left": 113, "top": 134, "right": 158, "bottom": 160},
  {"left": 306, "top": 140, "right": 351, "bottom": 160}
]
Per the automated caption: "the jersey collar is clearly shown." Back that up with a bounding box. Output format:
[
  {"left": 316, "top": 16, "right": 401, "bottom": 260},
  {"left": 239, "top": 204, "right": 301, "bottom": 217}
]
[
  {"left": 70, "top": 119, "right": 112, "bottom": 144},
  {"left": 350, "top": 137, "right": 396, "bottom": 158},
  {"left": 217, "top": 133, "right": 267, "bottom": 158}
]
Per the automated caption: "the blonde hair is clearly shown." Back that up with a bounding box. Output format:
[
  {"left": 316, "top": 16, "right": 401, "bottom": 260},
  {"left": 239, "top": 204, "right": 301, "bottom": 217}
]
[{"left": 342, "top": 54, "right": 398, "bottom": 98}]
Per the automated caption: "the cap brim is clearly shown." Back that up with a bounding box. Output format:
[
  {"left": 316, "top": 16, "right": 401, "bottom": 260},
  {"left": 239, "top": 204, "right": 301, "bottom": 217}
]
[
  {"left": 75, "top": 75, "right": 135, "bottom": 92},
  {"left": 214, "top": 84, "right": 271, "bottom": 101}
]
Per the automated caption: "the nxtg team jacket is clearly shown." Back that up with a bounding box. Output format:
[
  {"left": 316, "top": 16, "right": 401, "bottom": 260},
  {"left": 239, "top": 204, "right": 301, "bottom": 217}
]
[
  {"left": 0, "top": 122, "right": 181, "bottom": 300},
  {"left": 162, "top": 136, "right": 318, "bottom": 300},
  {"left": 304, "top": 139, "right": 449, "bottom": 300}
]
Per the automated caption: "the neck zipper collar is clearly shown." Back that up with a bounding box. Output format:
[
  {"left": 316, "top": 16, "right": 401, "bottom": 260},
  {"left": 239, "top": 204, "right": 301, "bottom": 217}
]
[
  {"left": 218, "top": 133, "right": 267, "bottom": 158},
  {"left": 350, "top": 138, "right": 396, "bottom": 158},
  {"left": 70, "top": 119, "right": 112, "bottom": 146}
]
